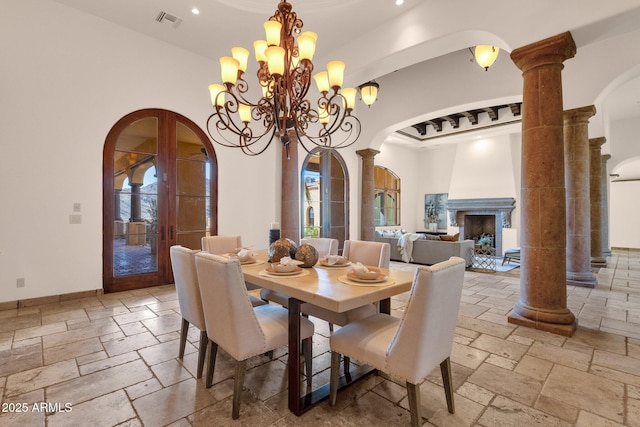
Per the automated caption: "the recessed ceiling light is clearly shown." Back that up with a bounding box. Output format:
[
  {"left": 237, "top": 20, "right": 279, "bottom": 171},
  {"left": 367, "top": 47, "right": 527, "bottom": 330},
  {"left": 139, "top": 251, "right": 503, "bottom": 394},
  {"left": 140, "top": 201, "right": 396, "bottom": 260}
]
[
  {"left": 395, "top": 0, "right": 404, "bottom": 5},
  {"left": 191, "top": 8, "right": 200, "bottom": 15}
]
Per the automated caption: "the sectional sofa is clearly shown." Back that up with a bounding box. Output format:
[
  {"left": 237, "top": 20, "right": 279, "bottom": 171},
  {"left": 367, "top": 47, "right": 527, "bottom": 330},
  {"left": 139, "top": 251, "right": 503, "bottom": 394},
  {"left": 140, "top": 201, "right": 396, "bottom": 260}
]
[{"left": 374, "top": 232, "right": 474, "bottom": 266}]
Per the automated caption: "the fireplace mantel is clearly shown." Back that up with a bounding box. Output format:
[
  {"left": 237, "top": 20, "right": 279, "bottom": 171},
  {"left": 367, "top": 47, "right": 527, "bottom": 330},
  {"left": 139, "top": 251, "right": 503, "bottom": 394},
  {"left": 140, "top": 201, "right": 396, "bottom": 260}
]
[
  {"left": 447, "top": 198, "right": 516, "bottom": 228},
  {"left": 447, "top": 198, "right": 516, "bottom": 257}
]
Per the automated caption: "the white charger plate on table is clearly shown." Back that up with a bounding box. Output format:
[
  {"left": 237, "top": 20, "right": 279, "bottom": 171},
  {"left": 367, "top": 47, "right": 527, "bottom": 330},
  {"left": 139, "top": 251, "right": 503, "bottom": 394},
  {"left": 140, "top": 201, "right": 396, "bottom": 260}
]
[
  {"left": 339, "top": 274, "right": 394, "bottom": 287},
  {"left": 317, "top": 259, "right": 351, "bottom": 268}
]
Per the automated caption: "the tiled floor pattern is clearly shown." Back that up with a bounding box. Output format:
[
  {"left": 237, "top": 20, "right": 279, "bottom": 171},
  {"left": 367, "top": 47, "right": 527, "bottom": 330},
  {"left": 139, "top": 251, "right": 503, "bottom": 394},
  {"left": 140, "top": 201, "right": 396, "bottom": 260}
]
[{"left": 0, "top": 249, "right": 639, "bottom": 426}]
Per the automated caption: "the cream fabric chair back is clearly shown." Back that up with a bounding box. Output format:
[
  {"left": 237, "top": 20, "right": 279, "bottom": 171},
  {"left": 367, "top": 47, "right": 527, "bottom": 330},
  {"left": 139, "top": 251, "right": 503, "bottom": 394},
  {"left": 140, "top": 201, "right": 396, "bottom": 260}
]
[
  {"left": 343, "top": 240, "right": 390, "bottom": 268},
  {"left": 170, "top": 246, "right": 206, "bottom": 331},
  {"left": 301, "top": 237, "right": 339, "bottom": 257},
  {"left": 201, "top": 235, "right": 242, "bottom": 254},
  {"left": 386, "top": 257, "right": 465, "bottom": 383},
  {"left": 195, "top": 252, "right": 266, "bottom": 361}
]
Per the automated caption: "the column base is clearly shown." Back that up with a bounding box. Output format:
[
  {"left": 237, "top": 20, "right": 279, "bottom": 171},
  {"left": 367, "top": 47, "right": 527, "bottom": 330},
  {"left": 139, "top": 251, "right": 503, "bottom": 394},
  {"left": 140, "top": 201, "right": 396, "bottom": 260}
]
[
  {"left": 566, "top": 271, "right": 597, "bottom": 288},
  {"left": 508, "top": 312, "right": 577, "bottom": 337},
  {"left": 508, "top": 301, "right": 577, "bottom": 337},
  {"left": 603, "top": 248, "right": 612, "bottom": 257},
  {"left": 591, "top": 257, "right": 607, "bottom": 268}
]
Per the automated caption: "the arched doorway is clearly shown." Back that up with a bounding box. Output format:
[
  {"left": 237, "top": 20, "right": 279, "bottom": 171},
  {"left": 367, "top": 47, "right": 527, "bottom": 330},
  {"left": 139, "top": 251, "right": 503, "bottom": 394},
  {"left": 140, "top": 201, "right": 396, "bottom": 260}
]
[
  {"left": 103, "top": 109, "right": 218, "bottom": 293},
  {"left": 301, "top": 148, "right": 349, "bottom": 251}
]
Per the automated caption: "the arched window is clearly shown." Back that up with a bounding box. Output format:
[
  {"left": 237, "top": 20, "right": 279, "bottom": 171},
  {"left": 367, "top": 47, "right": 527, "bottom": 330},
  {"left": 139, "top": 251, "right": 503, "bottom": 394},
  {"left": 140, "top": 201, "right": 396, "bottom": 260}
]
[{"left": 374, "top": 166, "right": 400, "bottom": 226}]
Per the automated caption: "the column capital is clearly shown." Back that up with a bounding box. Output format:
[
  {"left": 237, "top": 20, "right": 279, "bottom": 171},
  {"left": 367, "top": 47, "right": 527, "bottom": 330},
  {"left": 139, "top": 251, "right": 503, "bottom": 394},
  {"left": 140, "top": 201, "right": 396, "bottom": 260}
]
[
  {"left": 511, "top": 31, "right": 576, "bottom": 72},
  {"left": 602, "top": 154, "right": 611, "bottom": 162},
  {"left": 563, "top": 105, "right": 596, "bottom": 124},
  {"left": 356, "top": 148, "right": 380, "bottom": 160},
  {"left": 589, "top": 137, "right": 607, "bottom": 149}
]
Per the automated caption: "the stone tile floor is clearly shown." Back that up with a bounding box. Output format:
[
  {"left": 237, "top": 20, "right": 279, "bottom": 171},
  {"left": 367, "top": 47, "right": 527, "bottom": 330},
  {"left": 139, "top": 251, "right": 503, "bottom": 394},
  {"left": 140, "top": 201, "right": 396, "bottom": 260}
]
[{"left": 0, "top": 249, "right": 639, "bottom": 426}]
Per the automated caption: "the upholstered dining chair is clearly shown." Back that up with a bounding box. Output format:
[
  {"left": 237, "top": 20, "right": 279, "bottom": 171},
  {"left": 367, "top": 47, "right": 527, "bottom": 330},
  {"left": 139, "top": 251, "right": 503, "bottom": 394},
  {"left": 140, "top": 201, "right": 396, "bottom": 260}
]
[
  {"left": 201, "top": 235, "right": 242, "bottom": 254},
  {"left": 342, "top": 239, "right": 390, "bottom": 269},
  {"left": 201, "top": 234, "right": 264, "bottom": 299},
  {"left": 300, "top": 237, "right": 339, "bottom": 257},
  {"left": 194, "top": 252, "right": 315, "bottom": 420},
  {"left": 170, "top": 245, "right": 208, "bottom": 379},
  {"left": 329, "top": 256, "right": 466, "bottom": 427}
]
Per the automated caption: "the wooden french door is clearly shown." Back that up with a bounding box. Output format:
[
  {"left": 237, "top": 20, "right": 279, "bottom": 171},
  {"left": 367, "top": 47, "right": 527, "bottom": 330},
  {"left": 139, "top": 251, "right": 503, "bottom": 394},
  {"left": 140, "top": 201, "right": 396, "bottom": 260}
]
[
  {"left": 301, "top": 148, "right": 349, "bottom": 251},
  {"left": 103, "top": 109, "right": 217, "bottom": 293}
]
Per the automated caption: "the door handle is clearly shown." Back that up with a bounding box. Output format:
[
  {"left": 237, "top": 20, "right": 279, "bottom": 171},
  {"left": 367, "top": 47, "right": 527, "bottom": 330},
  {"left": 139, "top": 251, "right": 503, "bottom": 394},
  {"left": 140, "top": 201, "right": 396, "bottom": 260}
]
[
  {"left": 170, "top": 226, "right": 174, "bottom": 240},
  {"left": 160, "top": 226, "right": 165, "bottom": 241}
]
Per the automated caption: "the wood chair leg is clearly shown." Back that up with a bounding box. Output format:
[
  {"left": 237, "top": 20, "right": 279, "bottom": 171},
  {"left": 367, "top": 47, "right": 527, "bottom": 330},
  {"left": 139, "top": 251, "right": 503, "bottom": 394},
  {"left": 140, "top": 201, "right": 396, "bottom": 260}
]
[
  {"left": 196, "top": 330, "right": 208, "bottom": 379},
  {"left": 179, "top": 318, "right": 189, "bottom": 359},
  {"left": 406, "top": 382, "right": 422, "bottom": 427},
  {"left": 329, "top": 322, "right": 334, "bottom": 333},
  {"left": 329, "top": 351, "right": 341, "bottom": 406},
  {"left": 232, "top": 360, "right": 247, "bottom": 420},
  {"left": 205, "top": 341, "right": 218, "bottom": 389},
  {"left": 343, "top": 356, "right": 351, "bottom": 375},
  {"left": 302, "top": 337, "right": 313, "bottom": 387},
  {"left": 440, "top": 357, "right": 455, "bottom": 413}
]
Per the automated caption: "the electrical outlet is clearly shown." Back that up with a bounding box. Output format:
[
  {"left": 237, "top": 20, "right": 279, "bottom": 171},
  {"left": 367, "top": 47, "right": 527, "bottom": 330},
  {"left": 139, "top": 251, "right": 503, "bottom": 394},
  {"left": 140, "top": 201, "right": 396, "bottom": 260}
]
[
  {"left": 69, "top": 214, "right": 82, "bottom": 224},
  {"left": 17, "top": 278, "right": 25, "bottom": 288}
]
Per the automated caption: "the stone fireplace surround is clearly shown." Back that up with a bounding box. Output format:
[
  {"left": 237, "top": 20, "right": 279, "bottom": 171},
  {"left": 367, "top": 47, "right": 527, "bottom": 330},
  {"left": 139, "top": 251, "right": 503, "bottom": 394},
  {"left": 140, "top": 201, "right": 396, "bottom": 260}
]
[{"left": 447, "top": 198, "right": 516, "bottom": 257}]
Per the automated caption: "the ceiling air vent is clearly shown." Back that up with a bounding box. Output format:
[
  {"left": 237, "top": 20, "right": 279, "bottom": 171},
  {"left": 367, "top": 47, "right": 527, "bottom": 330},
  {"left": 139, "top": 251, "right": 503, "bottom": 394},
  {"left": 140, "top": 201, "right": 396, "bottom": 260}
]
[{"left": 155, "top": 11, "right": 183, "bottom": 29}]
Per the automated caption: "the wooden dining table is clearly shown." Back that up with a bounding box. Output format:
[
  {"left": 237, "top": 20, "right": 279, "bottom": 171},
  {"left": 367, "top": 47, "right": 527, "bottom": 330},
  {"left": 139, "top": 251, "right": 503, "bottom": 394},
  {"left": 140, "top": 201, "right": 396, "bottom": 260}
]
[{"left": 240, "top": 250, "right": 415, "bottom": 416}]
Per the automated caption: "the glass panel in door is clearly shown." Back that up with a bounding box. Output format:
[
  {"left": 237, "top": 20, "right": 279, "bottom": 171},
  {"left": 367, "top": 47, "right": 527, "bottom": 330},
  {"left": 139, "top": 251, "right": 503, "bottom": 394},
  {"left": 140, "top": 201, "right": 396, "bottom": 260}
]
[
  {"left": 175, "top": 122, "right": 211, "bottom": 250},
  {"left": 113, "top": 118, "right": 159, "bottom": 277},
  {"left": 301, "top": 149, "right": 349, "bottom": 251}
]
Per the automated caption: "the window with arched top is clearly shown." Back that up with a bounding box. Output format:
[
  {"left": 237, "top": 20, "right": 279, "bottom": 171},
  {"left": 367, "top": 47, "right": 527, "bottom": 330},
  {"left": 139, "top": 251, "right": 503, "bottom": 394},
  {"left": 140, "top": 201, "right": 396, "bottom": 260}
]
[{"left": 374, "top": 166, "right": 400, "bottom": 226}]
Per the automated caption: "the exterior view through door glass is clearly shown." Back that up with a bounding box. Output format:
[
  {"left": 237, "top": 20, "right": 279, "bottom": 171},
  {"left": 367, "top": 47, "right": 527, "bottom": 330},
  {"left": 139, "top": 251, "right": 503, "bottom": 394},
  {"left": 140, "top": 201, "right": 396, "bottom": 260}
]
[
  {"left": 301, "top": 148, "right": 349, "bottom": 251},
  {"left": 103, "top": 109, "right": 217, "bottom": 293}
]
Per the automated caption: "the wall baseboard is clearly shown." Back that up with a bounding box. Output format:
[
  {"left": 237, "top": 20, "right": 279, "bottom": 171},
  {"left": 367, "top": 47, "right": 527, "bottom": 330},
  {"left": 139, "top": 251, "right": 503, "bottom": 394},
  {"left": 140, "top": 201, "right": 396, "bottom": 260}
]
[
  {"left": 0, "top": 289, "right": 104, "bottom": 311},
  {"left": 611, "top": 247, "right": 640, "bottom": 252}
]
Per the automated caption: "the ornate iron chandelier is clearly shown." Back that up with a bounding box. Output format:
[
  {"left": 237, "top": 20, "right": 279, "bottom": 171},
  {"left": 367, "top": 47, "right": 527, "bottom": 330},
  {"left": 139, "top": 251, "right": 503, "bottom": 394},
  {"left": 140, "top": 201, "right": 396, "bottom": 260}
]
[{"left": 206, "top": 1, "right": 373, "bottom": 157}]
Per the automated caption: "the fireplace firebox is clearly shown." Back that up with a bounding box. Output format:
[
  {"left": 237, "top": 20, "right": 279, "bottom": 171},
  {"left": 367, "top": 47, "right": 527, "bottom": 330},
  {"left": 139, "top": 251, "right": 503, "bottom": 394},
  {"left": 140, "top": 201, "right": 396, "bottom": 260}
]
[{"left": 446, "top": 198, "right": 515, "bottom": 257}]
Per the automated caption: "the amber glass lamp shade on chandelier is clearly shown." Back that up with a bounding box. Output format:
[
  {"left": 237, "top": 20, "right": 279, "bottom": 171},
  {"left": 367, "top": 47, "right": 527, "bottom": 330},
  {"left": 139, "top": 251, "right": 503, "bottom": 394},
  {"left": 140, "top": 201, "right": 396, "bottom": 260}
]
[{"left": 206, "top": 1, "right": 376, "bottom": 157}]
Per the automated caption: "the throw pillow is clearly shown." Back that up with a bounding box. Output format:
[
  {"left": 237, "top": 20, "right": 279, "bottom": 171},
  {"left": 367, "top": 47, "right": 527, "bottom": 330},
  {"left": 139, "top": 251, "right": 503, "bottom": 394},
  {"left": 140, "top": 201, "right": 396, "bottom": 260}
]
[{"left": 439, "top": 233, "right": 460, "bottom": 241}]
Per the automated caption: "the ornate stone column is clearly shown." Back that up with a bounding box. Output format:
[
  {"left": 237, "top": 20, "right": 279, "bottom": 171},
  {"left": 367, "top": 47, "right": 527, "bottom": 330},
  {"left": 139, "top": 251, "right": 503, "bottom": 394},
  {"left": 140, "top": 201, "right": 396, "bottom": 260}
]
[
  {"left": 357, "top": 148, "right": 380, "bottom": 241},
  {"left": 129, "top": 183, "right": 143, "bottom": 222},
  {"left": 564, "top": 106, "right": 597, "bottom": 288},
  {"left": 507, "top": 32, "right": 577, "bottom": 336},
  {"left": 281, "top": 131, "right": 300, "bottom": 243},
  {"left": 601, "top": 154, "right": 612, "bottom": 256},
  {"left": 589, "top": 137, "right": 607, "bottom": 267}
]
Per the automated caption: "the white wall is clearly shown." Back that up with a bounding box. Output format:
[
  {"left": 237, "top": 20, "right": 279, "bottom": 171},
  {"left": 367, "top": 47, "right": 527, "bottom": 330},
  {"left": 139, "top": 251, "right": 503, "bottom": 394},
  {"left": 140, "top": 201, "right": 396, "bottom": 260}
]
[
  {"left": 0, "top": 0, "right": 279, "bottom": 303},
  {"left": 3, "top": 1, "right": 640, "bottom": 304},
  {"left": 610, "top": 181, "right": 640, "bottom": 248},
  {"left": 374, "top": 143, "right": 421, "bottom": 232},
  {"left": 606, "top": 117, "right": 640, "bottom": 250}
]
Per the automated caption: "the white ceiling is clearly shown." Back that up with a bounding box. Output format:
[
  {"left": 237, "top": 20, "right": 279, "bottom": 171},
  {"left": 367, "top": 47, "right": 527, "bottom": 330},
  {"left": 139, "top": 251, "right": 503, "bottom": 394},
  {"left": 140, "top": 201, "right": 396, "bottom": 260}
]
[{"left": 51, "top": 0, "right": 640, "bottom": 179}]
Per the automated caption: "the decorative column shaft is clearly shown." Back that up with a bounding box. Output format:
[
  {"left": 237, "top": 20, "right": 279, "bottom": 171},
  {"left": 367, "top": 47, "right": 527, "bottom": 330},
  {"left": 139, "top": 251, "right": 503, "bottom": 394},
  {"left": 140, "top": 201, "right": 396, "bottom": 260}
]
[
  {"left": 357, "top": 148, "right": 380, "bottom": 241},
  {"left": 601, "top": 154, "right": 612, "bottom": 256},
  {"left": 507, "top": 32, "right": 577, "bottom": 336},
  {"left": 564, "top": 106, "right": 597, "bottom": 288},
  {"left": 589, "top": 137, "right": 607, "bottom": 267},
  {"left": 114, "top": 189, "right": 122, "bottom": 221},
  {"left": 130, "top": 183, "right": 143, "bottom": 222},
  {"left": 281, "top": 131, "right": 300, "bottom": 243}
]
